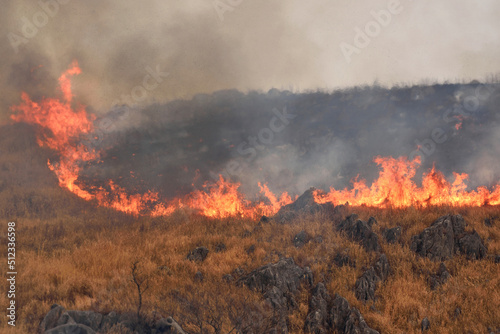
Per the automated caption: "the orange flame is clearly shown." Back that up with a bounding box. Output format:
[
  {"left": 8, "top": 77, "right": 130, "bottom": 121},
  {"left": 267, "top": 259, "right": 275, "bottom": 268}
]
[
  {"left": 314, "top": 156, "right": 500, "bottom": 208},
  {"left": 10, "top": 63, "right": 500, "bottom": 218},
  {"left": 10, "top": 62, "right": 178, "bottom": 216},
  {"left": 258, "top": 182, "right": 293, "bottom": 215}
]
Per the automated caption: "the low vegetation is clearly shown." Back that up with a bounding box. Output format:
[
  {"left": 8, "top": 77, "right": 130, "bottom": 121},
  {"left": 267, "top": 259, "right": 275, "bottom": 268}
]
[{"left": 0, "top": 188, "right": 499, "bottom": 333}]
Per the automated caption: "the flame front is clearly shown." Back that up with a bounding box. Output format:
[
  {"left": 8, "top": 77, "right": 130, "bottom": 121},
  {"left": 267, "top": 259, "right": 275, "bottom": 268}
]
[
  {"left": 314, "top": 156, "right": 500, "bottom": 208},
  {"left": 10, "top": 63, "right": 500, "bottom": 218}
]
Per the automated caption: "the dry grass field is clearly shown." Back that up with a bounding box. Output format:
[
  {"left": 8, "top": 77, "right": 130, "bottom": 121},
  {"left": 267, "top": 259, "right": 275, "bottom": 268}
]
[{"left": 0, "top": 190, "right": 499, "bottom": 333}]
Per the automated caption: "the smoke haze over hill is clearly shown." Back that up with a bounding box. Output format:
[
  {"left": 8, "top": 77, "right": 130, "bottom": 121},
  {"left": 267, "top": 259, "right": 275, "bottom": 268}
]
[{"left": 1, "top": 0, "right": 500, "bottom": 122}]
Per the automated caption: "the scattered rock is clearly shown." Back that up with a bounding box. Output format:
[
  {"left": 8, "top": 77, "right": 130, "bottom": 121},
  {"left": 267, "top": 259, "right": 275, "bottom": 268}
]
[
  {"left": 367, "top": 217, "right": 378, "bottom": 227},
  {"left": 45, "top": 324, "right": 96, "bottom": 334},
  {"left": 40, "top": 305, "right": 187, "bottom": 334},
  {"left": 333, "top": 252, "right": 356, "bottom": 268},
  {"left": 411, "top": 214, "right": 487, "bottom": 261},
  {"left": 304, "top": 285, "right": 379, "bottom": 334},
  {"left": 293, "top": 230, "right": 311, "bottom": 248},
  {"left": 304, "top": 283, "right": 331, "bottom": 334},
  {"left": 238, "top": 258, "right": 313, "bottom": 333},
  {"left": 457, "top": 231, "right": 487, "bottom": 260},
  {"left": 273, "top": 187, "right": 348, "bottom": 223},
  {"left": 453, "top": 307, "right": 461, "bottom": 319},
  {"left": 155, "top": 316, "right": 187, "bottom": 334},
  {"left": 56, "top": 311, "right": 103, "bottom": 331},
  {"left": 330, "top": 293, "right": 351, "bottom": 331},
  {"left": 194, "top": 271, "right": 204, "bottom": 282},
  {"left": 40, "top": 304, "right": 66, "bottom": 333},
  {"left": 186, "top": 246, "right": 209, "bottom": 262},
  {"left": 246, "top": 244, "right": 256, "bottom": 255},
  {"left": 411, "top": 215, "right": 465, "bottom": 261},
  {"left": 484, "top": 217, "right": 496, "bottom": 227},
  {"left": 260, "top": 215, "right": 270, "bottom": 223},
  {"left": 345, "top": 307, "right": 379, "bottom": 334},
  {"left": 355, "top": 254, "right": 390, "bottom": 302},
  {"left": 222, "top": 274, "right": 234, "bottom": 283},
  {"left": 100, "top": 312, "right": 119, "bottom": 332},
  {"left": 239, "top": 257, "right": 313, "bottom": 310},
  {"left": 428, "top": 263, "right": 451, "bottom": 290},
  {"left": 383, "top": 226, "right": 402, "bottom": 244},
  {"left": 331, "top": 294, "right": 379, "bottom": 334},
  {"left": 214, "top": 242, "right": 227, "bottom": 253},
  {"left": 337, "top": 214, "right": 380, "bottom": 252},
  {"left": 421, "top": 317, "right": 430, "bottom": 331}
]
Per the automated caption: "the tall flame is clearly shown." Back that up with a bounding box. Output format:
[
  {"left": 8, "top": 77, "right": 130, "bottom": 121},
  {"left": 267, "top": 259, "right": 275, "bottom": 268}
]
[
  {"left": 10, "top": 62, "right": 176, "bottom": 215},
  {"left": 10, "top": 62, "right": 291, "bottom": 218},
  {"left": 10, "top": 63, "right": 500, "bottom": 219}
]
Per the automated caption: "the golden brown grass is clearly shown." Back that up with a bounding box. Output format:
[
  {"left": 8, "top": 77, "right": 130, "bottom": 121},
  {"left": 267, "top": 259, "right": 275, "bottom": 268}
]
[{"left": 0, "top": 199, "right": 499, "bottom": 333}]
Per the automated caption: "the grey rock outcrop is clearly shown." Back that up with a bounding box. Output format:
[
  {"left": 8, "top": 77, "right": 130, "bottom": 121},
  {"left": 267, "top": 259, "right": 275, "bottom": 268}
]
[
  {"left": 383, "top": 226, "right": 402, "bottom": 244},
  {"left": 273, "top": 188, "right": 348, "bottom": 224},
  {"left": 457, "top": 231, "right": 487, "bottom": 260},
  {"left": 40, "top": 304, "right": 66, "bottom": 333},
  {"left": 39, "top": 304, "right": 186, "bottom": 334},
  {"left": 186, "top": 246, "right": 209, "bottom": 262},
  {"left": 304, "top": 283, "right": 331, "bottom": 334},
  {"left": 293, "top": 230, "right": 311, "bottom": 248},
  {"left": 304, "top": 285, "right": 379, "bottom": 334},
  {"left": 156, "top": 317, "right": 188, "bottom": 334},
  {"left": 428, "top": 262, "right": 451, "bottom": 290},
  {"left": 333, "top": 251, "right": 356, "bottom": 268},
  {"left": 239, "top": 257, "right": 313, "bottom": 310},
  {"left": 337, "top": 214, "right": 380, "bottom": 252},
  {"left": 410, "top": 214, "right": 487, "bottom": 261},
  {"left": 421, "top": 317, "right": 430, "bottom": 331},
  {"left": 355, "top": 254, "right": 390, "bottom": 302},
  {"left": 239, "top": 257, "right": 313, "bottom": 332},
  {"left": 44, "top": 324, "right": 96, "bottom": 334}
]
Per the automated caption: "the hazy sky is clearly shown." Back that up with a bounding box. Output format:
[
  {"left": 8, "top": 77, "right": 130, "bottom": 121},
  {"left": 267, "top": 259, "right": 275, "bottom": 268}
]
[{"left": 1, "top": 0, "right": 499, "bottom": 119}]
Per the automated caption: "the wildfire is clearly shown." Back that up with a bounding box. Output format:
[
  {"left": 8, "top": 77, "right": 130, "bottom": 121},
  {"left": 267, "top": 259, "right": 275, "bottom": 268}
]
[
  {"left": 9, "top": 62, "right": 289, "bottom": 218},
  {"left": 10, "top": 63, "right": 500, "bottom": 218},
  {"left": 10, "top": 62, "right": 176, "bottom": 216},
  {"left": 314, "top": 156, "right": 500, "bottom": 208}
]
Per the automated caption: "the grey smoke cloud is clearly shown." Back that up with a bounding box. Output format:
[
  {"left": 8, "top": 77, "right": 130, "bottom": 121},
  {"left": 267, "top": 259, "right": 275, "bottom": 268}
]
[{"left": 1, "top": 0, "right": 499, "bottom": 123}]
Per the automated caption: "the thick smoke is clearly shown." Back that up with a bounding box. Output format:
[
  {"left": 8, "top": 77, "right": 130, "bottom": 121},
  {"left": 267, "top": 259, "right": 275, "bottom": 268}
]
[{"left": 78, "top": 83, "right": 500, "bottom": 200}]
